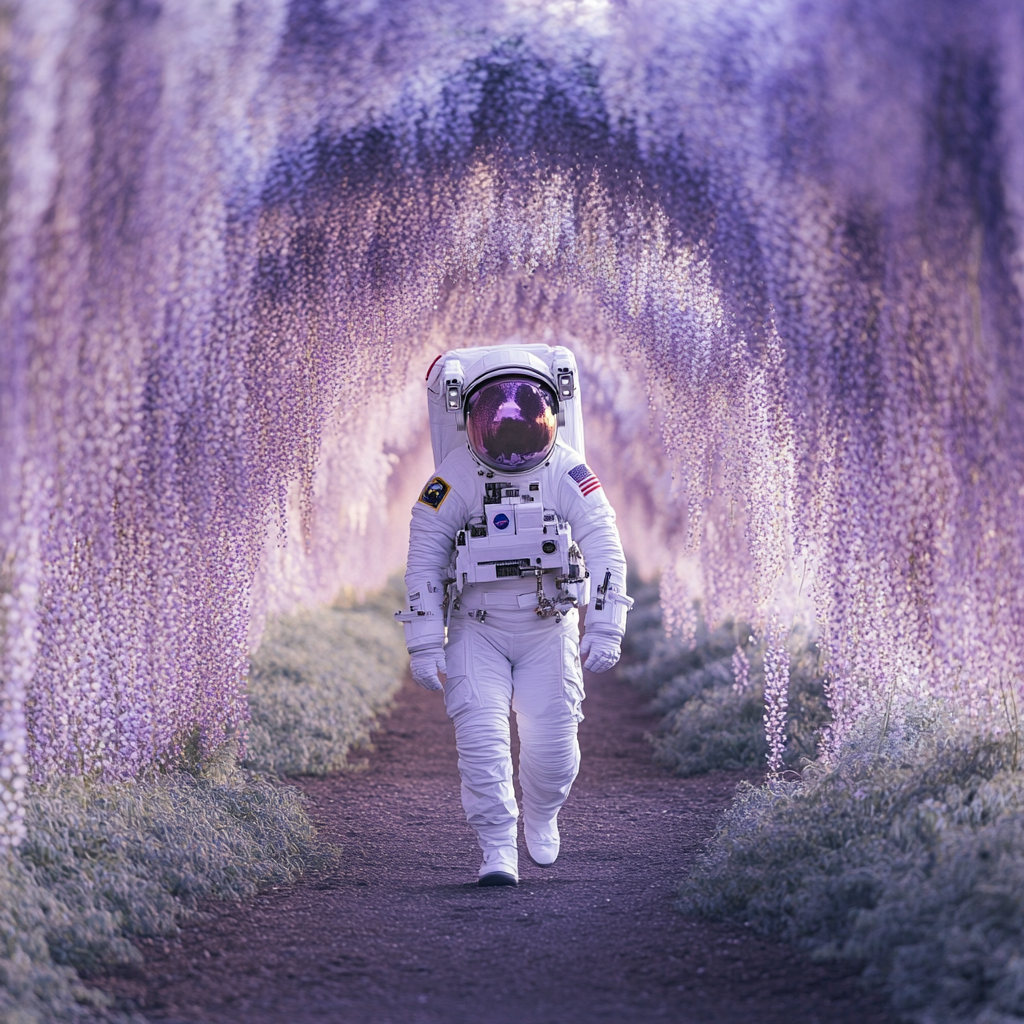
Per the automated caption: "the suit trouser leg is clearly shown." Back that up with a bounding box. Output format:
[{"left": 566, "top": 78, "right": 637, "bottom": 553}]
[
  {"left": 512, "top": 619, "right": 584, "bottom": 828},
  {"left": 444, "top": 620, "right": 517, "bottom": 852}
]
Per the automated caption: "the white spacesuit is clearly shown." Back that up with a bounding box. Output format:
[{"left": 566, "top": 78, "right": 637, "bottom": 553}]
[{"left": 397, "top": 344, "right": 632, "bottom": 886}]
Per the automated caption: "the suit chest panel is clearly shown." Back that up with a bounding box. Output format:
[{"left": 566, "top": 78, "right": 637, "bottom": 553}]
[{"left": 454, "top": 474, "right": 573, "bottom": 586}]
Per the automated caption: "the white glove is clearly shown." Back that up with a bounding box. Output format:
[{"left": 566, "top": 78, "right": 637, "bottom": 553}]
[
  {"left": 410, "top": 647, "right": 446, "bottom": 691},
  {"left": 579, "top": 630, "right": 621, "bottom": 673}
]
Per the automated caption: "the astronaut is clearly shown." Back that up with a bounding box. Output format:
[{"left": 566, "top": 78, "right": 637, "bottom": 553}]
[{"left": 397, "top": 344, "right": 632, "bottom": 887}]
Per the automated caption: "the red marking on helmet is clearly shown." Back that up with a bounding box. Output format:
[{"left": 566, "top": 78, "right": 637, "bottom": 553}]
[{"left": 426, "top": 354, "right": 443, "bottom": 380}]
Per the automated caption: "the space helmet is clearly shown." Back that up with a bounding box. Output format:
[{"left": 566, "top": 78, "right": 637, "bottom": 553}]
[{"left": 465, "top": 375, "right": 558, "bottom": 472}]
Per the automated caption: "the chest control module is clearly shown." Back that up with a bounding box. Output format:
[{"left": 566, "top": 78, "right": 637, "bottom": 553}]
[{"left": 453, "top": 480, "right": 589, "bottom": 613}]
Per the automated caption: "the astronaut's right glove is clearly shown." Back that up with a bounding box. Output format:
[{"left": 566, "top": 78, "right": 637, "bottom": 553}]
[
  {"left": 579, "top": 629, "right": 621, "bottom": 674},
  {"left": 410, "top": 646, "right": 446, "bottom": 691}
]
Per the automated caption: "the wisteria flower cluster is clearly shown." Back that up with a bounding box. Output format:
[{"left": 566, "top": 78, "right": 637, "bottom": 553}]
[
  {"left": 762, "top": 629, "right": 791, "bottom": 778},
  {"left": 2, "top": 0, "right": 1023, "bottom": 842},
  {"left": 731, "top": 644, "right": 751, "bottom": 696}
]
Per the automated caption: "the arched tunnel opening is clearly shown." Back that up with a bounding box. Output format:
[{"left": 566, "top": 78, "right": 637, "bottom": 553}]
[
  {"left": 5, "top": 0, "right": 1022, "bottom": 792},
  {"left": 2, "top": 1, "right": 1024, "bottom": 1016}
]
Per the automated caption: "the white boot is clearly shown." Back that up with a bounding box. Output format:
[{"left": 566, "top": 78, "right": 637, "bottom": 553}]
[
  {"left": 478, "top": 845, "right": 518, "bottom": 886},
  {"left": 524, "top": 813, "right": 560, "bottom": 866}
]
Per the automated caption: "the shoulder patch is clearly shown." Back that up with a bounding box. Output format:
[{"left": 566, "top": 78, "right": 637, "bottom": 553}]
[
  {"left": 418, "top": 476, "right": 451, "bottom": 510},
  {"left": 568, "top": 463, "right": 602, "bottom": 496}
]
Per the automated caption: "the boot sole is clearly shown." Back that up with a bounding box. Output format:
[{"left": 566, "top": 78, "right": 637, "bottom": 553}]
[{"left": 478, "top": 871, "right": 518, "bottom": 887}]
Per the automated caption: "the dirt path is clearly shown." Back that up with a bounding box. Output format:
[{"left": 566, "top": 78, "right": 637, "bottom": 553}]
[{"left": 99, "top": 670, "right": 893, "bottom": 1024}]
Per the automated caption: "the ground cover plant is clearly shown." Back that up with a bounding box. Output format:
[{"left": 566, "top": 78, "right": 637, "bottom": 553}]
[
  {"left": 0, "top": 593, "right": 405, "bottom": 1024},
  {"left": 1, "top": 766, "right": 322, "bottom": 1024},
  {"left": 245, "top": 579, "right": 407, "bottom": 776},
  {"left": 621, "top": 580, "right": 829, "bottom": 776},
  {"left": 680, "top": 712, "right": 1024, "bottom": 1024}
]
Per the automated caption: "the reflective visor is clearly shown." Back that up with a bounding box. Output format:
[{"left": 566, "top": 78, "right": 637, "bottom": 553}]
[{"left": 466, "top": 377, "right": 558, "bottom": 472}]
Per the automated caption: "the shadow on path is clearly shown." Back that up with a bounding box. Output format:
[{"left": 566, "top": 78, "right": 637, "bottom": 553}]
[{"left": 99, "top": 669, "right": 893, "bottom": 1024}]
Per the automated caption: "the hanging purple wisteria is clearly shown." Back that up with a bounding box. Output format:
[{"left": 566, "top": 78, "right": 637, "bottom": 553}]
[{"left": 2, "top": 0, "right": 1023, "bottom": 843}]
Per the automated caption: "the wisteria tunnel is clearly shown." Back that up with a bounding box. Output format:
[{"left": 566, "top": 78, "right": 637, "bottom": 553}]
[{"left": 2, "top": 0, "right": 1023, "bottom": 846}]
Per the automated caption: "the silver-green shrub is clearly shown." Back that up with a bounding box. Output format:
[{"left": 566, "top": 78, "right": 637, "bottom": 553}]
[
  {"left": 0, "top": 854, "right": 111, "bottom": 1023},
  {"left": 244, "top": 581, "right": 407, "bottom": 775},
  {"left": 621, "top": 581, "right": 829, "bottom": 775},
  {"left": 1, "top": 764, "right": 326, "bottom": 1023},
  {"left": 681, "top": 709, "right": 1024, "bottom": 1023}
]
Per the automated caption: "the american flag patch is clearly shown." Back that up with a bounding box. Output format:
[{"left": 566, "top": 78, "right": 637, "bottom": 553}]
[{"left": 568, "top": 463, "right": 602, "bottom": 496}]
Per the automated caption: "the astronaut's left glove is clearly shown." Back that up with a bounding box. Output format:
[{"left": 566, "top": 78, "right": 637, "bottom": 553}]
[
  {"left": 410, "top": 646, "right": 446, "bottom": 691},
  {"left": 579, "top": 629, "right": 621, "bottom": 674}
]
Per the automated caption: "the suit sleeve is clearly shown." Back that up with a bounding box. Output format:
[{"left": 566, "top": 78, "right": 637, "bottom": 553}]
[
  {"left": 406, "top": 494, "right": 463, "bottom": 588},
  {"left": 402, "top": 472, "right": 466, "bottom": 651}
]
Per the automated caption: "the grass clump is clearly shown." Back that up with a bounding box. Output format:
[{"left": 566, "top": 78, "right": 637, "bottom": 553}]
[
  {"left": 244, "top": 579, "right": 408, "bottom": 775},
  {"left": 681, "top": 709, "right": 1024, "bottom": 1023},
  {"left": 620, "top": 580, "right": 829, "bottom": 775},
  {"left": 0, "top": 856, "right": 111, "bottom": 1024},
  {"left": 2, "top": 762, "right": 329, "bottom": 1023}
]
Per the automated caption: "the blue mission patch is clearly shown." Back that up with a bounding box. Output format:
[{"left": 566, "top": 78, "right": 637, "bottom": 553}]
[
  {"left": 492, "top": 512, "right": 510, "bottom": 530},
  {"left": 418, "top": 476, "right": 451, "bottom": 509}
]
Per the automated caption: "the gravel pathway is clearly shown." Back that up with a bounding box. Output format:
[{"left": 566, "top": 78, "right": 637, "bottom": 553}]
[{"left": 99, "top": 669, "right": 893, "bottom": 1024}]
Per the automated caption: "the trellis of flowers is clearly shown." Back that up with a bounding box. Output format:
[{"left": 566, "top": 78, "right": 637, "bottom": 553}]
[{"left": 2, "top": 0, "right": 1023, "bottom": 844}]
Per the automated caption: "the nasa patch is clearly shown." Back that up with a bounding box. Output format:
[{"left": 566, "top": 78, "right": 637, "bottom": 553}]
[
  {"left": 492, "top": 512, "right": 510, "bottom": 530},
  {"left": 418, "top": 476, "right": 451, "bottom": 510}
]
